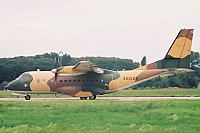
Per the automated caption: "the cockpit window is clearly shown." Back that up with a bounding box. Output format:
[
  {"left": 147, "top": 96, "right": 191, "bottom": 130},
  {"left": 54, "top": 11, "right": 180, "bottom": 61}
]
[
  {"left": 15, "top": 73, "right": 33, "bottom": 83},
  {"left": 21, "top": 75, "right": 31, "bottom": 81}
]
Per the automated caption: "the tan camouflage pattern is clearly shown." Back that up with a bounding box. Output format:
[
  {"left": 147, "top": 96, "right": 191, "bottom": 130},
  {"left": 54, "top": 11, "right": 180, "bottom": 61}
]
[
  {"left": 6, "top": 29, "right": 194, "bottom": 99},
  {"left": 136, "top": 29, "right": 193, "bottom": 70},
  {"left": 167, "top": 29, "right": 193, "bottom": 58}
]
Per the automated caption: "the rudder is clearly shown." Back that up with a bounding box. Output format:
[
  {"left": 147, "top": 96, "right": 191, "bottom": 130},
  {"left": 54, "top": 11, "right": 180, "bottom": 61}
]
[{"left": 163, "top": 29, "right": 193, "bottom": 69}]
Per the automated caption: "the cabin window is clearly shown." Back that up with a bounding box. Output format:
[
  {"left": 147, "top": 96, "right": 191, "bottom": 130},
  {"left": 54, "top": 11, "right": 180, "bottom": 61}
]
[
  {"left": 91, "top": 79, "right": 94, "bottom": 82},
  {"left": 73, "top": 79, "right": 76, "bottom": 82},
  {"left": 64, "top": 80, "right": 67, "bottom": 82},
  {"left": 69, "top": 80, "right": 71, "bottom": 82},
  {"left": 96, "top": 79, "right": 99, "bottom": 82},
  {"left": 82, "top": 79, "right": 85, "bottom": 82},
  {"left": 60, "top": 80, "right": 62, "bottom": 82},
  {"left": 86, "top": 79, "right": 89, "bottom": 82},
  {"left": 78, "top": 79, "right": 80, "bottom": 82}
]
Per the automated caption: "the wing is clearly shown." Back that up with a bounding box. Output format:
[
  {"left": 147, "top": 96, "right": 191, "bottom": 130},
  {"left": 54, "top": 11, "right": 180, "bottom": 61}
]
[{"left": 73, "top": 61, "right": 103, "bottom": 74}]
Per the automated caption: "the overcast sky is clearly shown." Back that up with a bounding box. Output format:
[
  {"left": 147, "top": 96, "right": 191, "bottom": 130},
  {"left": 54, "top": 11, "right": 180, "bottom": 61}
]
[{"left": 0, "top": 0, "right": 199, "bottom": 63}]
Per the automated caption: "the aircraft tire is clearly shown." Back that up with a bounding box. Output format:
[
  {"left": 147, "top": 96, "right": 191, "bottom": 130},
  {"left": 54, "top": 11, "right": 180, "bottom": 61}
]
[
  {"left": 80, "top": 97, "right": 87, "bottom": 100},
  {"left": 24, "top": 95, "right": 31, "bottom": 100},
  {"left": 84, "top": 97, "right": 87, "bottom": 100},
  {"left": 89, "top": 95, "right": 96, "bottom": 100}
]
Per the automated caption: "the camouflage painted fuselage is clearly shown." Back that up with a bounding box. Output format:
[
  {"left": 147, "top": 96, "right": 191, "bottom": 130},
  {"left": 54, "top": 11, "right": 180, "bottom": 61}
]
[
  {"left": 6, "top": 29, "right": 194, "bottom": 98},
  {"left": 7, "top": 68, "right": 168, "bottom": 97}
]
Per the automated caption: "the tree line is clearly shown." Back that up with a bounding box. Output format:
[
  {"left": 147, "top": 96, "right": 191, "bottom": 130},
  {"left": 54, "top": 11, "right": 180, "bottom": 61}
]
[
  {"left": 0, "top": 52, "right": 139, "bottom": 84},
  {"left": 0, "top": 51, "right": 199, "bottom": 88}
]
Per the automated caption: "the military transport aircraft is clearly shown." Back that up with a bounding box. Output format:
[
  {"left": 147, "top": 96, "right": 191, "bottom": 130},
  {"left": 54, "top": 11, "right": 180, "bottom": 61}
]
[{"left": 5, "top": 29, "right": 194, "bottom": 100}]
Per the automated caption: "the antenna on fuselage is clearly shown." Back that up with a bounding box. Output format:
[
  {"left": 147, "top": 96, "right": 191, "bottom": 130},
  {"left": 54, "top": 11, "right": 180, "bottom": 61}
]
[{"left": 58, "top": 51, "right": 64, "bottom": 67}]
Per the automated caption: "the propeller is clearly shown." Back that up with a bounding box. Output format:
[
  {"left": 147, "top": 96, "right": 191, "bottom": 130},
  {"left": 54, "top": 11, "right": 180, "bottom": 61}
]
[
  {"left": 54, "top": 54, "right": 61, "bottom": 68},
  {"left": 52, "top": 52, "right": 63, "bottom": 87}
]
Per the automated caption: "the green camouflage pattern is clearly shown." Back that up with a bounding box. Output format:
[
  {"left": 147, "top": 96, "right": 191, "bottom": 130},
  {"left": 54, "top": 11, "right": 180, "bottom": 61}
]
[{"left": 6, "top": 29, "right": 194, "bottom": 100}]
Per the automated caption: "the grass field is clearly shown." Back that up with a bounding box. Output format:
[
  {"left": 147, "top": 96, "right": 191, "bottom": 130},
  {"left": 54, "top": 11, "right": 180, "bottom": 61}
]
[
  {"left": 0, "top": 100, "right": 200, "bottom": 133},
  {"left": 102, "top": 88, "right": 200, "bottom": 97},
  {"left": 0, "top": 88, "right": 200, "bottom": 98}
]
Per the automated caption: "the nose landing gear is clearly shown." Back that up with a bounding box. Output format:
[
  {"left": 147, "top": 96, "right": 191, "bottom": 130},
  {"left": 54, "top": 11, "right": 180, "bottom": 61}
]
[{"left": 24, "top": 94, "right": 31, "bottom": 100}]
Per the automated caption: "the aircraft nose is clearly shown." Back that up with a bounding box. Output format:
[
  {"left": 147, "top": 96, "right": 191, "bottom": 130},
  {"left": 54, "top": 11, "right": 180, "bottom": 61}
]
[{"left": 5, "top": 81, "right": 17, "bottom": 90}]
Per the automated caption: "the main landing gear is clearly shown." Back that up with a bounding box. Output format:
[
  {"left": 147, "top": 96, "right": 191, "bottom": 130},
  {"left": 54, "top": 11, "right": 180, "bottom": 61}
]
[
  {"left": 80, "top": 95, "right": 96, "bottom": 100},
  {"left": 80, "top": 97, "right": 87, "bottom": 100},
  {"left": 24, "top": 94, "right": 31, "bottom": 100},
  {"left": 89, "top": 95, "right": 96, "bottom": 100}
]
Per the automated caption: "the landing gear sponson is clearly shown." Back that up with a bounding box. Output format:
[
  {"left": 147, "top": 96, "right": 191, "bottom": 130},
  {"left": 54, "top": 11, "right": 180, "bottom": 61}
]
[{"left": 80, "top": 95, "right": 96, "bottom": 100}]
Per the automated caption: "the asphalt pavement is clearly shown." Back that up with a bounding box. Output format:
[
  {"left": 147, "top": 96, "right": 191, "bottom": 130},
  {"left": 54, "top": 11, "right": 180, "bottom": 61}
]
[{"left": 0, "top": 96, "right": 199, "bottom": 101}]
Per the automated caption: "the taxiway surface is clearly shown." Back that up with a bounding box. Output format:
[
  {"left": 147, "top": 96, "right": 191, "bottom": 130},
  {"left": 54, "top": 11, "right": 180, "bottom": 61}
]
[{"left": 0, "top": 97, "right": 199, "bottom": 101}]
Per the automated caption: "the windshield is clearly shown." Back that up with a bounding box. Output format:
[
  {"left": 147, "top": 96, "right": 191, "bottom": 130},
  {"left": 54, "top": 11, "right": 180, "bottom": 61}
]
[
  {"left": 15, "top": 73, "right": 32, "bottom": 82},
  {"left": 21, "top": 75, "right": 31, "bottom": 81}
]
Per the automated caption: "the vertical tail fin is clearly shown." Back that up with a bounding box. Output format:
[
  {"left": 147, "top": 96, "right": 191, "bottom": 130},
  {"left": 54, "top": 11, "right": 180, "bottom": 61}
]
[
  {"left": 163, "top": 29, "right": 194, "bottom": 69},
  {"left": 136, "top": 29, "right": 194, "bottom": 70}
]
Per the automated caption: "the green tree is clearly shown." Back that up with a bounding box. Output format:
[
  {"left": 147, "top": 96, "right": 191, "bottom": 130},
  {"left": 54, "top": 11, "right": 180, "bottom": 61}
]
[
  {"left": 69, "top": 57, "right": 139, "bottom": 70},
  {"left": 62, "top": 54, "right": 71, "bottom": 66},
  {"left": 0, "top": 65, "right": 6, "bottom": 83},
  {"left": 168, "top": 76, "right": 182, "bottom": 87},
  {"left": 141, "top": 56, "right": 147, "bottom": 66},
  {"left": 190, "top": 51, "right": 200, "bottom": 70}
]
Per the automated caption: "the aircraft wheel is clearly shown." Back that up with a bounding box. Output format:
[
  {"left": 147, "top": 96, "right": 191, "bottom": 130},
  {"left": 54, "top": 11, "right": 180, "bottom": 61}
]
[
  {"left": 24, "top": 95, "right": 31, "bottom": 100},
  {"left": 89, "top": 95, "right": 96, "bottom": 100},
  {"left": 84, "top": 97, "right": 87, "bottom": 100},
  {"left": 80, "top": 97, "right": 84, "bottom": 100},
  {"left": 80, "top": 97, "right": 87, "bottom": 100}
]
